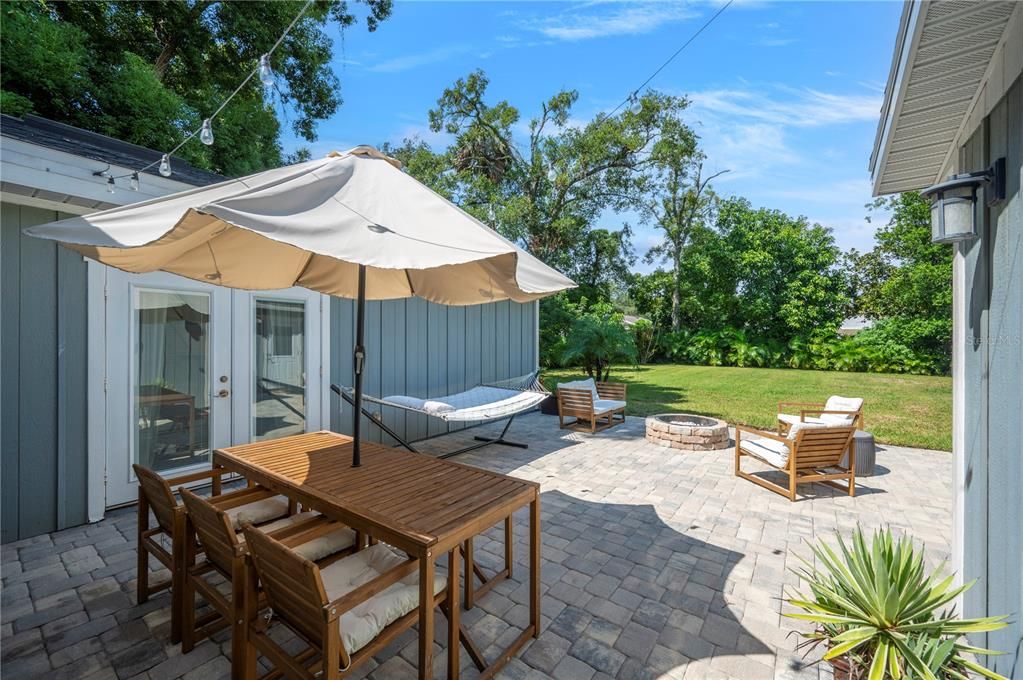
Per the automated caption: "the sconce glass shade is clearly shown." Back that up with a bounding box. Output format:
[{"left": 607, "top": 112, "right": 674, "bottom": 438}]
[
  {"left": 922, "top": 159, "right": 1006, "bottom": 245},
  {"left": 930, "top": 184, "right": 977, "bottom": 243}
]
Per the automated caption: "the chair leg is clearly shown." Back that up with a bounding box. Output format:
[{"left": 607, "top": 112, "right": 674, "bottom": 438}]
[
  {"left": 231, "top": 561, "right": 257, "bottom": 680},
  {"left": 170, "top": 517, "right": 186, "bottom": 644},
  {"left": 788, "top": 466, "right": 798, "bottom": 502},
  {"left": 136, "top": 493, "right": 149, "bottom": 605},
  {"left": 447, "top": 546, "right": 460, "bottom": 680},
  {"left": 181, "top": 525, "right": 197, "bottom": 653}
]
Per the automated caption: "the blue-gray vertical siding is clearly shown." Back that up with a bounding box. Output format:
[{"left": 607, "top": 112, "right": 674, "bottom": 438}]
[
  {"left": 1, "top": 203, "right": 89, "bottom": 543},
  {"left": 329, "top": 297, "right": 538, "bottom": 445},
  {"left": 959, "top": 74, "right": 1022, "bottom": 678}
]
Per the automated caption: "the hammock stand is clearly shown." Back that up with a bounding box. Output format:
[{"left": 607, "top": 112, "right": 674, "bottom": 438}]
[{"left": 329, "top": 372, "right": 548, "bottom": 459}]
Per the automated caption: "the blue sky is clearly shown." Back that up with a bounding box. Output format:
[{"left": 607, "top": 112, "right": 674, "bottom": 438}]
[{"left": 281, "top": 1, "right": 902, "bottom": 274}]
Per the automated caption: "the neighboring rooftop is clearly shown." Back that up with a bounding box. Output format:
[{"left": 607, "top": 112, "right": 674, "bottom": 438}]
[{"left": 1, "top": 114, "right": 223, "bottom": 187}]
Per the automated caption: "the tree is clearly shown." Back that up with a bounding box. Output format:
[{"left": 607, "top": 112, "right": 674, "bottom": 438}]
[
  {"left": 426, "top": 70, "right": 686, "bottom": 273},
  {"left": 560, "top": 302, "right": 636, "bottom": 381},
  {"left": 1, "top": 0, "right": 392, "bottom": 176},
  {"left": 568, "top": 226, "right": 635, "bottom": 303},
  {"left": 850, "top": 192, "right": 952, "bottom": 369},
  {"left": 640, "top": 107, "right": 724, "bottom": 331},
  {"left": 712, "top": 198, "right": 851, "bottom": 341},
  {"left": 627, "top": 269, "right": 674, "bottom": 331}
]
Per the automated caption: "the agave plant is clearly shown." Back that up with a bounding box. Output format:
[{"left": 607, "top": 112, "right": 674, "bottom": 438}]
[{"left": 786, "top": 527, "right": 1008, "bottom": 680}]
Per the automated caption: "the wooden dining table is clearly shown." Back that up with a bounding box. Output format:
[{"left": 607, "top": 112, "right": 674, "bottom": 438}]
[{"left": 213, "top": 431, "right": 541, "bottom": 679}]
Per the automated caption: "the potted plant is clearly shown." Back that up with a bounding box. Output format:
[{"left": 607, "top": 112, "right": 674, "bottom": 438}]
[{"left": 786, "top": 527, "right": 1008, "bottom": 679}]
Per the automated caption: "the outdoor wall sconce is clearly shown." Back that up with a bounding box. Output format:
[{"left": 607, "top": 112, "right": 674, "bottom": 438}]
[{"left": 922, "top": 157, "right": 1006, "bottom": 244}]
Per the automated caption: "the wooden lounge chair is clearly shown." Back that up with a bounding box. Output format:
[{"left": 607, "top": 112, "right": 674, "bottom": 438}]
[
  {"left": 177, "top": 487, "right": 357, "bottom": 663},
  {"left": 134, "top": 464, "right": 291, "bottom": 643},
  {"left": 241, "top": 523, "right": 458, "bottom": 680},
  {"left": 735, "top": 423, "right": 857, "bottom": 501},
  {"left": 557, "top": 378, "right": 627, "bottom": 432},
  {"left": 776, "top": 396, "right": 864, "bottom": 435}
]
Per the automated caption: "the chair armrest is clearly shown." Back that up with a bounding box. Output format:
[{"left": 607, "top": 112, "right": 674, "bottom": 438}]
[
  {"left": 207, "top": 485, "right": 276, "bottom": 511},
  {"left": 164, "top": 467, "right": 224, "bottom": 486},
  {"left": 596, "top": 382, "right": 627, "bottom": 400},
  {"left": 323, "top": 555, "right": 419, "bottom": 621},
  {"left": 735, "top": 424, "right": 789, "bottom": 443}
]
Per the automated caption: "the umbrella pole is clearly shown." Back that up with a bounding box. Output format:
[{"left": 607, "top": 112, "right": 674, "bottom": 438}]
[{"left": 352, "top": 264, "right": 366, "bottom": 467}]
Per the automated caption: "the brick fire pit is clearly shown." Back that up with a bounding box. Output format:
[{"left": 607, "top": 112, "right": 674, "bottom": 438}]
[{"left": 645, "top": 414, "right": 730, "bottom": 451}]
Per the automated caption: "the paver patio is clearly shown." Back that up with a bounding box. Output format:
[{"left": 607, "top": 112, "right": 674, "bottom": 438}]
[{"left": 1, "top": 413, "right": 952, "bottom": 680}]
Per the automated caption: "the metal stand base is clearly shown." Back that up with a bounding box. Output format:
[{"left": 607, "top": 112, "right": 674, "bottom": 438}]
[{"left": 330, "top": 384, "right": 530, "bottom": 459}]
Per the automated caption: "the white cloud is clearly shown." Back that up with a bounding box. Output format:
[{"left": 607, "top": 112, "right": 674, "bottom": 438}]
[
  {"left": 689, "top": 86, "right": 881, "bottom": 128},
  {"left": 386, "top": 123, "right": 453, "bottom": 151},
  {"left": 365, "top": 45, "right": 472, "bottom": 73},
  {"left": 528, "top": 4, "right": 700, "bottom": 42}
]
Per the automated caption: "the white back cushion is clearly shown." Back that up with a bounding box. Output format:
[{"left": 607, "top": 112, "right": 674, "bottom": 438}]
[
  {"left": 821, "top": 396, "right": 863, "bottom": 424},
  {"left": 559, "top": 378, "right": 599, "bottom": 401},
  {"left": 786, "top": 420, "right": 829, "bottom": 441}
]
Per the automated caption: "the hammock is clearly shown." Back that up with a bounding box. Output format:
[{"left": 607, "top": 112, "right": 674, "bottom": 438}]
[{"left": 330, "top": 372, "right": 549, "bottom": 458}]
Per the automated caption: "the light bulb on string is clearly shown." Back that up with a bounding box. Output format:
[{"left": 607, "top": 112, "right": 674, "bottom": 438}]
[
  {"left": 130, "top": 172, "right": 140, "bottom": 191},
  {"left": 106, "top": 176, "right": 115, "bottom": 193},
  {"left": 628, "top": 93, "right": 642, "bottom": 114},
  {"left": 259, "top": 54, "right": 274, "bottom": 87},
  {"left": 200, "top": 118, "right": 214, "bottom": 146},
  {"left": 159, "top": 154, "right": 172, "bottom": 177}
]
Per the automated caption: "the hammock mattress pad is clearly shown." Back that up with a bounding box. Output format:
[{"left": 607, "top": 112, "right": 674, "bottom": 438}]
[{"left": 377, "top": 385, "right": 547, "bottom": 422}]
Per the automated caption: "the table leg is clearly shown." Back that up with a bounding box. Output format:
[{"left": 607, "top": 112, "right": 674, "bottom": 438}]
[
  {"left": 504, "top": 516, "right": 513, "bottom": 580},
  {"left": 530, "top": 496, "right": 541, "bottom": 638},
  {"left": 447, "top": 546, "right": 460, "bottom": 680},
  {"left": 419, "top": 552, "right": 435, "bottom": 679},
  {"left": 462, "top": 538, "right": 474, "bottom": 611}
]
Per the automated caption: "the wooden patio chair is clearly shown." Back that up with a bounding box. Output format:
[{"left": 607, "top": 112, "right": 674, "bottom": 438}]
[
  {"left": 776, "top": 396, "right": 864, "bottom": 436},
  {"left": 557, "top": 378, "right": 627, "bottom": 433},
  {"left": 241, "top": 524, "right": 459, "bottom": 680},
  {"left": 135, "top": 464, "right": 290, "bottom": 643},
  {"left": 177, "top": 487, "right": 357, "bottom": 662},
  {"left": 734, "top": 423, "right": 857, "bottom": 501}
]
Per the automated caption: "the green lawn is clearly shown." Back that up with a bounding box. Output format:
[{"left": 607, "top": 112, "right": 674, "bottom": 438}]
[{"left": 544, "top": 364, "right": 952, "bottom": 451}]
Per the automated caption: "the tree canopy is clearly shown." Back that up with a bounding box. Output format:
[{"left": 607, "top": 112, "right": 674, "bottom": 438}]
[{"left": 1, "top": 0, "right": 391, "bottom": 176}]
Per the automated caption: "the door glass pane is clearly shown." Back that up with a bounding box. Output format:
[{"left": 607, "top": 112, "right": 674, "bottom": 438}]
[
  {"left": 254, "top": 299, "right": 306, "bottom": 440},
  {"left": 135, "top": 290, "right": 211, "bottom": 472}
]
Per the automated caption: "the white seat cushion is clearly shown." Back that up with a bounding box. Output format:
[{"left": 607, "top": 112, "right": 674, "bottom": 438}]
[
  {"left": 243, "top": 512, "right": 357, "bottom": 562},
  {"left": 225, "top": 495, "right": 290, "bottom": 529},
  {"left": 777, "top": 413, "right": 828, "bottom": 427},
  {"left": 739, "top": 437, "right": 790, "bottom": 469},
  {"left": 293, "top": 526, "right": 357, "bottom": 562},
  {"left": 558, "top": 378, "right": 599, "bottom": 402},
  {"left": 593, "top": 399, "right": 626, "bottom": 415},
  {"left": 821, "top": 396, "right": 863, "bottom": 425},
  {"left": 321, "top": 544, "right": 446, "bottom": 655}
]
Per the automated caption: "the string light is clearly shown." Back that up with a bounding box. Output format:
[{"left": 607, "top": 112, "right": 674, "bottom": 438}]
[
  {"left": 259, "top": 54, "right": 275, "bottom": 87},
  {"left": 106, "top": 176, "right": 116, "bottom": 193},
  {"left": 200, "top": 118, "right": 214, "bottom": 146},
  {"left": 110, "top": 0, "right": 314, "bottom": 190}
]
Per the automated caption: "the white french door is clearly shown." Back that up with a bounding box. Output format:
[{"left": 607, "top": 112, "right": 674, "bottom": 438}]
[{"left": 99, "top": 269, "right": 328, "bottom": 507}]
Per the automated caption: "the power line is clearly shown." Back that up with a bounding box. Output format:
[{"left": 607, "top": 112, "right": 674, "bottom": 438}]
[
  {"left": 109, "top": 0, "right": 314, "bottom": 186},
  {"left": 607, "top": 0, "right": 734, "bottom": 117}
]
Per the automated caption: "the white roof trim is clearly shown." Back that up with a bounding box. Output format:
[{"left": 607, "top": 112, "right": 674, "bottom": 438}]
[
  {"left": 870, "top": 1, "right": 1018, "bottom": 196},
  {"left": 0, "top": 136, "right": 199, "bottom": 212}
]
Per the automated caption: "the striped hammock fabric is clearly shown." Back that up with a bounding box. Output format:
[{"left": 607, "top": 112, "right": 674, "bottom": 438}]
[{"left": 345, "top": 372, "right": 549, "bottom": 423}]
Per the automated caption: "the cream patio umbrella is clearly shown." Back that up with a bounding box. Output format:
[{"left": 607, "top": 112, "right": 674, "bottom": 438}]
[{"left": 26, "top": 146, "right": 575, "bottom": 465}]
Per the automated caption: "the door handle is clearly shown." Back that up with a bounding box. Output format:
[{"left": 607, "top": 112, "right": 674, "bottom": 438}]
[{"left": 217, "top": 389, "right": 230, "bottom": 398}]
